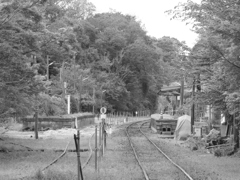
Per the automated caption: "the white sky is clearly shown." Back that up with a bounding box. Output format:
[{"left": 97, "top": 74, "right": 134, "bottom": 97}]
[{"left": 88, "top": 0, "right": 200, "bottom": 48}]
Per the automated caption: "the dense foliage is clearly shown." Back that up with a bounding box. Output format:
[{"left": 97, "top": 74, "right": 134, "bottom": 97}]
[
  {"left": 167, "top": 0, "right": 240, "bottom": 122},
  {"left": 0, "top": 0, "right": 188, "bottom": 118}
]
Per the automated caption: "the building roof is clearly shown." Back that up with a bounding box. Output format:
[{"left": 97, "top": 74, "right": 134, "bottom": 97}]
[{"left": 158, "top": 82, "right": 181, "bottom": 96}]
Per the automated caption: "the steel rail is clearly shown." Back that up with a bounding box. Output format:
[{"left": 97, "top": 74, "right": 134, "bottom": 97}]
[
  {"left": 82, "top": 132, "right": 95, "bottom": 169},
  {"left": 139, "top": 121, "right": 194, "bottom": 180},
  {"left": 125, "top": 119, "right": 151, "bottom": 180},
  {"left": 42, "top": 129, "right": 96, "bottom": 172},
  {"left": 42, "top": 139, "right": 71, "bottom": 172}
]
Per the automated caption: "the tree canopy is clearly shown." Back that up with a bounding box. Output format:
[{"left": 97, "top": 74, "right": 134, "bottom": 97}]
[
  {"left": 168, "top": 0, "right": 240, "bottom": 121},
  {"left": 0, "top": 0, "right": 189, "bottom": 119}
]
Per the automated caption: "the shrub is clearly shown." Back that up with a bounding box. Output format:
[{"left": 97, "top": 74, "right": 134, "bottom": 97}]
[{"left": 214, "top": 148, "right": 222, "bottom": 157}]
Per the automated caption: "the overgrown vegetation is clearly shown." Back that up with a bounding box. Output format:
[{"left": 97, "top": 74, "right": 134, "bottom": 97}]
[
  {"left": 167, "top": 0, "right": 240, "bottom": 124},
  {"left": 2, "top": 0, "right": 240, "bottom": 127},
  {"left": 0, "top": 0, "right": 188, "bottom": 120}
]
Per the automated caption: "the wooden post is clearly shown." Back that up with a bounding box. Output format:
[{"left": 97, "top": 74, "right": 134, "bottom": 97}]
[
  {"left": 180, "top": 79, "right": 184, "bottom": 106},
  {"left": 74, "top": 134, "right": 80, "bottom": 180},
  {"left": 34, "top": 111, "right": 38, "bottom": 139},
  {"left": 93, "top": 87, "right": 95, "bottom": 114},
  {"left": 34, "top": 95, "right": 39, "bottom": 139},
  {"left": 74, "top": 130, "right": 84, "bottom": 180},
  {"left": 208, "top": 105, "right": 212, "bottom": 130},
  {"left": 191, "top": 79, "right": 195, "bottom": 134},
  {"left": 95, "top": 125, "right": 98, "bottom": 171},
  {"left": 238, "top": 102, "right": 240, "bottom": 149},
  {"left": 103, "top": 119, "right": 106, "bottom": 149},
  {"left": 102, "top": 119, "right": 105, "bottom": 155},
  {"left": 99, "top": 122, "right": 102, "bottom": 156}
]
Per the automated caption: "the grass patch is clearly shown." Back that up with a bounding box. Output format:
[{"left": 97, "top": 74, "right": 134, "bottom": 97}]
[
  {"left": 0, "top": 144, "right": 15, "bottom": 152},
  {"left": 34, "top": 169, "right": 77, "bottom": 180}
]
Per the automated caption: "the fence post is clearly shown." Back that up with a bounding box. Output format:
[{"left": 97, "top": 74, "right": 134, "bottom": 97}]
[
  {"left": 34, "top": 111, "right": 38, "bottom": 139},
  {"left": 74, "top": 130, "right": 84, "bottom": 180},
  {"left": 104, "top": 119, "right": 106, "bottom": 148},
  {"left": 78, "top": 131, "right": 84, "bottom": 180},
  {"left": 99, "top": 122, "right": 102, "bottom": 156},
  {"left": 102, "top": 119, "right": 105, "bottom": 155},
  {"left": 95, "top": 125, "right": 98, "bottom": 172}
]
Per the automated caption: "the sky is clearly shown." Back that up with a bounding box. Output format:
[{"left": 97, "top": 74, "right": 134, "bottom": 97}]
[{"left": 88, "top": 0, "right": 200, "bottom": 48}]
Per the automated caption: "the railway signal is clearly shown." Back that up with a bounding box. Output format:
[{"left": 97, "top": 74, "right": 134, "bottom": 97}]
[{"left": 100, "top": 107, "right": 107, "bottom": 114}]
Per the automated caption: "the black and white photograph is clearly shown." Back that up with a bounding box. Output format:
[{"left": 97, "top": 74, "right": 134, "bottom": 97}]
[{"left": 0, "top": 0, "right": 240, "bottom": 179}]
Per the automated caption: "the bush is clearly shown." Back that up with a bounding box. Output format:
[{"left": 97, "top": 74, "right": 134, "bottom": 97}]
[
  {"left": 214, "top": 149, "right": 222, "bottom": 157},
  {"left": 185, "top": 136, "right": 206, "bottom": 151},
  {"left": 213, "top": 146, "right": 235, "bottom": 157},
  {"left": 39, "top": 93, "right": 66, "bottom": 116}
]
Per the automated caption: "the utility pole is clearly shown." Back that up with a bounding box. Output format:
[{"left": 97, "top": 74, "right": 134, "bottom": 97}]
[
  {"left": 234, "top": 103, "right": 239, "bottom": 149},
  {"left": 72, "top": 53, "right": 79, "bottom": 113},
  {"left": 208, "top": 105, "right": 212, "bottom": 130},
  {"left": 180, "top": 79, "right": 184, "bottom": 106},
  {"left": 191, "top": 78, "right": 195, "bottom": 134},
  {"left": 34, "top": 95, "right": 39, "bottom": 139},
  {"left": 46, "top": 55, "right": 49, "bottom": 81},
  {"left": 93, "top": 87, "right": 95, "bottom": 114},
  {"left": 180, "top": 65, "right": 185, "bottom": 112},
  {"left": 60, "top": 61, "right": 67, "bottom": 113}
]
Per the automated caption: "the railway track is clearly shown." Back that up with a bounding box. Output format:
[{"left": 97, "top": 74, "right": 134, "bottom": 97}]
[{"left": 126, "top": 120, "right": 193, "bottom": 180}]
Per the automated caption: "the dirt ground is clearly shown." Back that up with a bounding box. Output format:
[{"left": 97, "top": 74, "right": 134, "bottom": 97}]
[{"left": 1, "top": 121, "right": 240, "bottom": 180}]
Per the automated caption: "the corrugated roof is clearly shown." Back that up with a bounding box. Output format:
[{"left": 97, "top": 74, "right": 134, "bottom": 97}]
[{"left": 158, "top": 81, "right": 192, "bottom": 96}]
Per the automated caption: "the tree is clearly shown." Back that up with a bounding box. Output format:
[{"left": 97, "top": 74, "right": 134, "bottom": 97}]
[
  {"left": 167, "top": 0, "right": 240, "bottom": 121},
  {"left": 85, "top": 13, "right": 178, "bottom": 112},
  {"left": 0, "top": 0, "right": 181, "bottom": 118},
  {"left": 0, "top": 0, "right": 46, "bottom": 118}
]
